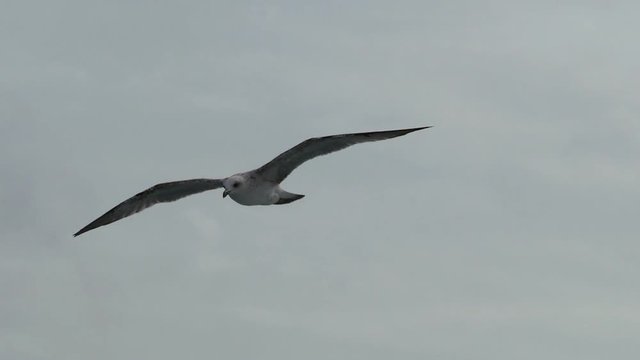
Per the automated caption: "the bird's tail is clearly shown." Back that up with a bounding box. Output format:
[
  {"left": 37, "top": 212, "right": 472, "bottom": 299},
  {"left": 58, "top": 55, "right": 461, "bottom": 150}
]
[{"left": 275, "top": 190, "right": 305, "bottom": 204}]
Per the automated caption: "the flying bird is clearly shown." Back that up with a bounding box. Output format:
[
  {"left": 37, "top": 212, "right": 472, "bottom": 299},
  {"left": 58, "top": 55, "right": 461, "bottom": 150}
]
[{"left": 74, "top": 126, "right": 431, "bottom": 236}]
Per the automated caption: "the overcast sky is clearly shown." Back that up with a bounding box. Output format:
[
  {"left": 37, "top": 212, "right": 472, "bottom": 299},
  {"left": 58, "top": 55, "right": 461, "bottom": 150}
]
[{"left": 1, "top": 1, "right": 639, "bottom": 359}]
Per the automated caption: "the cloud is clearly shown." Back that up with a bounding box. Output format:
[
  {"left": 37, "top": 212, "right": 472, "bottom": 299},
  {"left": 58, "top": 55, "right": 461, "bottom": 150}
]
[{"left": 2, "top": 1, "right": 639, "bottom": 359}]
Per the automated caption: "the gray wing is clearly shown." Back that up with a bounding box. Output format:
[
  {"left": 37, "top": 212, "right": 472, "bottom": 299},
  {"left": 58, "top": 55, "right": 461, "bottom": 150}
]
[
  {"left": 255, "top": 126, "right": 431, "bottom": 183},
  {"left": 74, "top": 178, "right": 223, "bottom": 237}
]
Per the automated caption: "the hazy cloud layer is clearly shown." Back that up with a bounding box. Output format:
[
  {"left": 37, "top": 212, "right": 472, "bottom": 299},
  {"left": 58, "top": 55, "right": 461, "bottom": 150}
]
[{"left": 2, "top": 1, "right": 639, "bottom": 359}]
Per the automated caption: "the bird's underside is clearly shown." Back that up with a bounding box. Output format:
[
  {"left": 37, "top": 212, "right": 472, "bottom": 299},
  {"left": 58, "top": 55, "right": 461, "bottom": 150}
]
[{"left": 74, "top": 126, "right": 431, "bottom": 236}]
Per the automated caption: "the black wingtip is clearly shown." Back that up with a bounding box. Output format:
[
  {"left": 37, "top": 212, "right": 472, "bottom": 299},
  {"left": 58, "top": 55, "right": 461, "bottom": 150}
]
[
  {"left": 399, "top": 126, "right": 432, "bottom": 133},
  {"left": 398, "top": 126, "right": 432, "bottom": 135},
  {"left": 73, "top": 224, "right": 93, "bottom": 237}
]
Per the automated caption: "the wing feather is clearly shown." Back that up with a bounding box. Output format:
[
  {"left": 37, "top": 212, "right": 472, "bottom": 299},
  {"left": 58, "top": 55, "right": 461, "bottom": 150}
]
[
  {"left": 256, "top": 126, "right": 431, "bottom": 182},
  {"left": 74, "top": 178, "right": 223, "bottom": 237}
]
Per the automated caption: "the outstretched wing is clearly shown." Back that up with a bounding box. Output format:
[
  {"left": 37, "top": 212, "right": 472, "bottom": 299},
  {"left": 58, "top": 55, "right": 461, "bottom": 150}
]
[
  {"left": 74, "top": 178, "right": 223, "bottom": 237},
  {"left": 256, "top": 126, "right": 431, "bottom": 183}
]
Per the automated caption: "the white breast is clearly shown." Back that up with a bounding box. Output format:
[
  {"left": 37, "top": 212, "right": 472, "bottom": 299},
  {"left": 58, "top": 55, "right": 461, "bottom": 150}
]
[{"left": 228, "top": 182, "right": 279, "bottom": 205}]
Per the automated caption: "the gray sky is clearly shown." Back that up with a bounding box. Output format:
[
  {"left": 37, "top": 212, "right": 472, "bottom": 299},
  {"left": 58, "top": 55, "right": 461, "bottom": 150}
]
[{"left": 1, "top": 1, "right": 639, "bottom": 359}]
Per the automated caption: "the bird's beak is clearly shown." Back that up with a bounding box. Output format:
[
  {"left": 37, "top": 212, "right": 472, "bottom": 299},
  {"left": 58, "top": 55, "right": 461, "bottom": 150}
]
[{"left": 223, "top": 189, "right": 230, "bottom": 198}]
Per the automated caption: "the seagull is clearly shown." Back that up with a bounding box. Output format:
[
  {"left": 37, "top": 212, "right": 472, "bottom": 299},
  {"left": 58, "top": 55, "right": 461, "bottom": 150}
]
[{"left": 74, "top": 126, "right": 431, "bottom": 236}]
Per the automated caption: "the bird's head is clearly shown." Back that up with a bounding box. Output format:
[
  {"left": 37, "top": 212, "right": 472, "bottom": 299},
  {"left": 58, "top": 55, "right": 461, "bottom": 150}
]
[{"left": 222, "top": 175, "right": 245, "bottom": 198}]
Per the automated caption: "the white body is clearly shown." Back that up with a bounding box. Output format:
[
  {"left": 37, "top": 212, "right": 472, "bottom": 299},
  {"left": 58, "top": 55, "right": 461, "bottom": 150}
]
[{"left": 224, "top": 173, "right": 280, "bottom": 205}]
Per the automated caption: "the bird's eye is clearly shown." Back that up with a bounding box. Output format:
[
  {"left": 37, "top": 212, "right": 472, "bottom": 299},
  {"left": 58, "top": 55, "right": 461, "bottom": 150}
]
[{"left": 233, "top": 182, "right": 240, "bottom": 188}]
